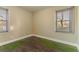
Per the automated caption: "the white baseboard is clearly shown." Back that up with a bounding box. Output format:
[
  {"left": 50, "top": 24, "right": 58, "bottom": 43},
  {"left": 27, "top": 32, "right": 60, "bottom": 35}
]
[
  {"left": 32, "top": 34, "right": 79, "bottom": 51},
  {"left": 0, "top": 34, "right": 33, "bottom": 46}
]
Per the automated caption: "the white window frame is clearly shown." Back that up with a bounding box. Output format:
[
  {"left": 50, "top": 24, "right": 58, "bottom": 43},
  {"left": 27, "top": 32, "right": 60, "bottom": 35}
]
[
  {"left": 0, "top": 7, "right": 8, "bottom": 33},
  {"left": 56, "top": 7, "right": 73, "bottom": 33}
]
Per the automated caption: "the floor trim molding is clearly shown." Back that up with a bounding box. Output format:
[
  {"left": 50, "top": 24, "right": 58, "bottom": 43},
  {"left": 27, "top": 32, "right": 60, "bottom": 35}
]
[
  {"left": 32, "top": 34, "right": 79, "bottom": 51},
  {"left": 0, "top": 34, "right": 33, "bottom": 46}
]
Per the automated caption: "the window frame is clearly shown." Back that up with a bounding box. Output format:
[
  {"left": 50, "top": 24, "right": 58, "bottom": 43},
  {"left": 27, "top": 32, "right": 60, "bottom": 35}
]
[
  {"left": 0, "top": 7, "right": 8, "bottom": 33},
  {"left": 56, "top": 7, "right": 73, "bottom": 33}
]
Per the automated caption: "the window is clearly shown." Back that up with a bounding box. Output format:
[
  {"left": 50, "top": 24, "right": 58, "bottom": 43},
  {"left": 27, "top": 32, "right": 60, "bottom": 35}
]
[
  {"left": 56, "top": 7, "right": 73, "bottom": 33},
  {"left": 0, "top": 7, "right": 8, "bottom": 32}
]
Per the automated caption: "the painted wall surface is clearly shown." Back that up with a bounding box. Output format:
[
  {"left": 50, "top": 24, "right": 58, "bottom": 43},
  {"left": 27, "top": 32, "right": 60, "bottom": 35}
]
[
  {"left": 77, "top": 7, "right": 79, "bottom": 45},
  {"left": 0, "top": 6, "right": 78, "bottom": 44},
  {"left": 0, "top": 7, "right": 32, "bottom": 43},
  {"left": 33, "top": 6, "right": 77, "bottom": 43}
]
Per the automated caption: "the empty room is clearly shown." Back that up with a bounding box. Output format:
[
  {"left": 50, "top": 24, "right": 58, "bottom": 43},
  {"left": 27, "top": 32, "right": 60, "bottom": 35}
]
[{"left": 0, "top": 6, "right": 79, "bottom": 52}]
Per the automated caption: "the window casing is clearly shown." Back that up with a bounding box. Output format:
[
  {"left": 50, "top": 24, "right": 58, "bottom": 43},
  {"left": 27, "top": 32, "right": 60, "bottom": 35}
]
[
  {"left": 0, "top": 7, "right": 8, "bottom": 32},
  {"left": 56, "top": 7, "right": 73, "bottom": 33}
]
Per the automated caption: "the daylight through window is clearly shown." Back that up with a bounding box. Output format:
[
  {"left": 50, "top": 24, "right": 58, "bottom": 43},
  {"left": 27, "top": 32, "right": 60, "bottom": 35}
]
[{"left": 0, "top": 7, "right": 8, "bottom": 32}]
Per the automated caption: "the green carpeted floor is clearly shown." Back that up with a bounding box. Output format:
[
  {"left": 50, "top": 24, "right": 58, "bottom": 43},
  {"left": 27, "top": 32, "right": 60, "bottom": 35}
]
[{"left": 0, "top": 36, "right": 78, "bottom": 52}]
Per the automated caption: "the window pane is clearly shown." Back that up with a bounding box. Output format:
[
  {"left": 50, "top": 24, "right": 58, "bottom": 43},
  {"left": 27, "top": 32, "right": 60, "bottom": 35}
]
[
  {"left": 0, "top": 8, "right": 7, "bottom": 20},
  {"left": 56, "top": 7, "right": 73, "bottom": 32},
  {"left": 63, "top": 20, "right": 69, "bottom": 28},
  {"left": 0, "top": 7, "right": 8, "bottom": 32},
  {"left": 0, "top": 25, "right": 7, "bottom": 32},
  {"left": 57, "top": 21, "right": 61, "bottom": 27},
  {"left": 63, "top": 10, "right": 70, "bottom": 21},
  {"left": 0, "top": 21, "right": 7, "bottom": 32},
  {"left": 57, "top": 11, "right": 62, "bottom": 21},
  {"left": 3, "top": 25, "right": 7, "bottom": 31}
]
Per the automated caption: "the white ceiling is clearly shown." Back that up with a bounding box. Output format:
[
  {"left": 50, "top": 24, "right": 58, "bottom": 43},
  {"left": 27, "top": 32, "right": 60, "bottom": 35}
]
[{"left": 20, "top": 6, "right": 50, "bottom": 12}]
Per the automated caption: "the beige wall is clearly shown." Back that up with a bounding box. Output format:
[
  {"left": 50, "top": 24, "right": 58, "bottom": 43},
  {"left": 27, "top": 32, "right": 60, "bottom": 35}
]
[
  {"left": 0, "top": 7, "right": 32, "bottom": 43},
  {"left": 33, "top": 6, "right": 77, "bottom": 43},
  {"left": 0, "top": 6, "right": 78, "bottom": 44},
  {"left": 77, "top": 7, "right": 79, "bottom": 44}
]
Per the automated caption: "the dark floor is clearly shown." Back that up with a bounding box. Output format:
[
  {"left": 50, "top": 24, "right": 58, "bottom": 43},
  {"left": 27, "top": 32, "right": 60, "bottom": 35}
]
[
  {"left": 15, "top": 37, "right": 57, "bottom": 52},
  {"left": 0, "top": 36, "right": 78, "bottom": 52}
]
